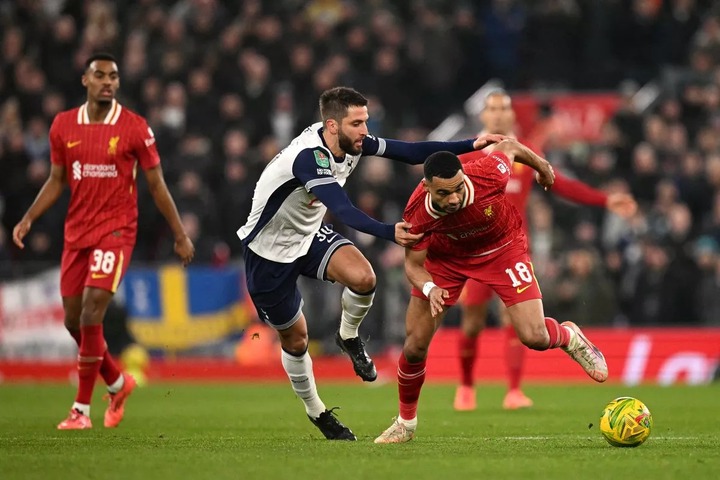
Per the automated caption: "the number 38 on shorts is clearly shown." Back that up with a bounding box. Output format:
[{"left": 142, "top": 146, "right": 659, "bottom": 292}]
[{"left": 85, "top": 245, "right": 132, "bottom": 292}]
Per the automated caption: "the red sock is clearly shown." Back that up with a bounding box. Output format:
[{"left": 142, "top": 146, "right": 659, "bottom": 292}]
[
  {"left": 505, "top": 325, "right": 525, "bottom": 390},
  {"left": 68, "top": 328, "right": 122, "bottom": 386},
  {"left": 544, "top": 317, "right": 570, "bottom": 349},
  {"left": 398, "top": 353, "right": 426, "bottom": 420},
  {"left": 75, "top": 324, "right": 105, "bottom": 405},
  {"left": 458, "top": 332, "right": 478, "bottom": 387}
]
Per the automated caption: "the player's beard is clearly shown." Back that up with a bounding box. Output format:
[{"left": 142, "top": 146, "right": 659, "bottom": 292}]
[
  {"left": 444, "top": 203, "right": 461, "bottom": 213},
  {"left": 338, "top": 130, "right": 362, "bottom": 156},
  {"left": 435, "top": 192, "right": 464, "bottom": 213}
]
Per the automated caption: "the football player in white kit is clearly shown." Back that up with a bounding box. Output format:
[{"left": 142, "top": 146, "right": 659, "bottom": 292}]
[{"left": 238, "top": 87, "right": 504, "bottom": 440}]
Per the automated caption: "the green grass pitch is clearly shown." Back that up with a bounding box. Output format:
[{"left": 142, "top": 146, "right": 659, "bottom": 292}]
[{"left": 1, "top": 382, "right": 718, "bottom": 479}]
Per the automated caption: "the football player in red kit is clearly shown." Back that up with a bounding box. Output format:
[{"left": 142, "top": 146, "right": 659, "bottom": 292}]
[
  {"left": 13, "top": 53, "right": 194, "bottom": 429},
  {"left": 454, "top": 91, "right": 637, "bottom": 411},
  {"left": 375, "top": 143, "right": 608, "bottom": 443}
]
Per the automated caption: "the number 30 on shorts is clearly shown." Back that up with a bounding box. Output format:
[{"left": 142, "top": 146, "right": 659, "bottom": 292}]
[
  {"left": 90, "top": 249, "right": 117, "bottom": 274},
  {"left": 505, "top": 262, "right": 535, "bottom": 289}
]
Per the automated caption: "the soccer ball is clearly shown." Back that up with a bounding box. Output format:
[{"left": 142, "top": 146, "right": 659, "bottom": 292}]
[{"left": 599, "top": 396, "right": 652, "bottom": 447}]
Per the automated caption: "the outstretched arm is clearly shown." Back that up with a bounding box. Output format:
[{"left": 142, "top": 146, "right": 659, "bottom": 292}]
[
  {"left": 552, "top": 172, "right": 638, "bottom": 218},
  {"left": 144, "top": 165, "right": 195, "bottom": 265},
  {"left": 364, "top": 134, "right": 508, "bottom": 165},
  {"left": 552, "top": 171, "right": 607, "bottom": 207},
  {"left": 13, "top": 164, "right": 66, "bottom": 249},
  {"left": 311, "top": 182, "right": 422, "bottom": 246}
]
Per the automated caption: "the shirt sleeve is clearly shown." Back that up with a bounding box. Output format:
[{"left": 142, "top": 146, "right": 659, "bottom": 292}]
[
  {"left": 133, "top": 117, "right": 161, "bottom": 170},
  {"left": 551, "top": 170, "right": 608, "bottom": 207},
  {"left": 292, "top": 147, "right": 395, "bottom": 241},
  {"left": 310, "top": 182, "right": 396, "bottom": 241},
  {"left": 410, "top": 233, "right": 431, "bottom": 251},
  {"left": 402, "top": 188, "right": 432, "bottom": 250},
  {"left": 292, "top": 148, "right": 337, "bottom": 191},
  {"left": 478, "top": 151, "right": 513, "bottom": 187},
  {"left": 49, "top": 117, "right": 65, "bottom": 166},
  {"left": 362, "top": 135, "right": 475, "bottom": 165}
]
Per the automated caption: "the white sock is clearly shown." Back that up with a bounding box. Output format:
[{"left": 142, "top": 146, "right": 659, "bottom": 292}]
[
  {"left": 339, "top": 287, "right": 375, "bottom": 340},
  {"left": 107, "top": 374, "right": 125, "bottom": 394},
  {"left": 281, "top": 348, "right": 326, "bottom": 418},
  {"left": 398, "top": 416, "right": 417, "bottom": 430},
  {"left": 72, "top": 402, "right": 90, "bottom": 416}
]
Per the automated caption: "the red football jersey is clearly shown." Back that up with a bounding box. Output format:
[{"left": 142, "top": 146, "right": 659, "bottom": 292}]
[
  {"left": 49, "top": 100, "right": 160, "bottom": 249},
  {"left": 404, "top": 152, "right": 523, "bottom": 257}
]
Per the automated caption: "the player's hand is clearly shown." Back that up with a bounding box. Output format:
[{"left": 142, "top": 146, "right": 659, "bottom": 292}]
[
  {"left": 473, "top": 134, "right": 510, "bottom": 150},
  {"left": 534, "top": 160, "right": 555, "bottom": 191},
  {"left": 12, "top": 218, "right": 32, "bottom": 249},
  {"left": 394, "top": 221, "right": 423, "bottom": 247},
  {"left": 606, "top": 193, "right": 637, "bottom": 218},
  {"left": 174, "top": 235, "right": 195, "bottom": 266},
  {"left": 427, "top": 286, "right": 449, "bottom": 318}
]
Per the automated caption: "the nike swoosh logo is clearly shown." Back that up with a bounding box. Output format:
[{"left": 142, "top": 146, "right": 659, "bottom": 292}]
[
  {"left": 91, "top": 273, "right": 108, "bottom": 279},
  {"left": 67, "top": 140, "right": 82, "bottom": 148},
  {"left": 516, "top": 284, "right": 532, "bottom": 294}
]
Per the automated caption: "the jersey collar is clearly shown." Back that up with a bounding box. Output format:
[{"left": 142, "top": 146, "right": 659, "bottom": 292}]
[{"left": 77, "top": 99, "right": 122, "bottom": 125}]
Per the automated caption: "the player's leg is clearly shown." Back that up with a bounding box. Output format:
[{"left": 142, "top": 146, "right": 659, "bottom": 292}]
[
  {"left": 376, "top": 261, "right": 465, "bottom": 444},
  {"left": 244, "top": 245, "right": 355, "bottom": 440},
  {"left": 275, "top": 314, "right": 352, "bottom": 440},
  {"left": 315, "top": 226, "right": 377, "bottom": 381},
  {"left": 57, "top": 285, "right": 115, "bottom": 429},
  {"left": 81, "top": 243, "right": 137, "bottom": 428},
  {"left": 375, "top": 296, "right": 447, "bottom": 444},
  {"left": 497, "top": 303, "right": 533, "bottom": 409},
  {"left": 63, "top": 295, "right": 124, "bottom": 395},
  {"left": 482, "top": 238, "right": 607, "bottom": 383},
  {"left": 505, "top": 299, "right": 608, "bottom": 382},
  {"left": 454, "top": 280, "right": 491, "bottom": 411},
  {"left": 57, "top": 245, "right": 130, "bottom": 429}
]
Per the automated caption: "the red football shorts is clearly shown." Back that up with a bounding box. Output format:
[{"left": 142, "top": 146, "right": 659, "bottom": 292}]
[
  {"left": 60, "top": 235, "right": 134, "bottom": 297},
  {"left": 411, "top": 235, "right": 542, "bottom": 308}
]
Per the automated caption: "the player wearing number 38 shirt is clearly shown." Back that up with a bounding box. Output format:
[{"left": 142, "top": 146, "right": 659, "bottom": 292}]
[
  {"left": 375, "top": 140, "right": 609, "bottom": 444},
  {"left": 12, "top": 53, "right": 194, "bottom": 431}
]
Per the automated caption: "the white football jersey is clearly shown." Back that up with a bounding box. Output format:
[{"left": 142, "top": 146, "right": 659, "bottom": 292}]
[{"left": 237, "top": 123, "right": 387, "bottom": 263}]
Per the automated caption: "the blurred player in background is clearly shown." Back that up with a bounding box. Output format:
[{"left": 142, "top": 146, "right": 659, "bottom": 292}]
[
  {"left": 12, "top": 53, "right": 195, "bottom": 430},
  {"left": 237, "top": 86, "right": 505, "bottom": 440},
  {"left": 375, "top": 144, "right": 609, "bottom": 444},
  {"left": 453, "top": 90, "right": 637, "bottom": 411}
]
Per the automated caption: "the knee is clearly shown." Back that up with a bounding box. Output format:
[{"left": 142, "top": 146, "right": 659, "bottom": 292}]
[
  {"left": 350, "top": 269, "right": 376, "bottom": 294},
  {"left": 403, "top": 337, "right": 430, "bottom": 363},
  {"left": 516, "top": 324, "right": 550, "bottom": 351},
  {"left": 279, "top": 330, "right": 308, "bottom": 355}
]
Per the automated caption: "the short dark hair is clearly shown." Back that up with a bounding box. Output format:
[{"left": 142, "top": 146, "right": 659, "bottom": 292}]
[
  {"left": 319, "top": 87, "right": 368, "bottom": 122},
  {"left": 85, "top": 52, "right": 118, "bottom": 70},
  {"left": 424, "top": 151, "right": 462, "bottom": 181}
]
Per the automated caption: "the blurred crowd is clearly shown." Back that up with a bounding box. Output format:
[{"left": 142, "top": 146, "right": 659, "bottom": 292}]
[{"left": 2, "top": 0, "right": 720, "bottom": 337}]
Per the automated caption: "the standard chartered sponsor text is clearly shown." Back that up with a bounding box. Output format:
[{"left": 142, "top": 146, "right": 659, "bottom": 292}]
[{"left": 83, "top": 164, "right": 118, "bottom": 178}]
